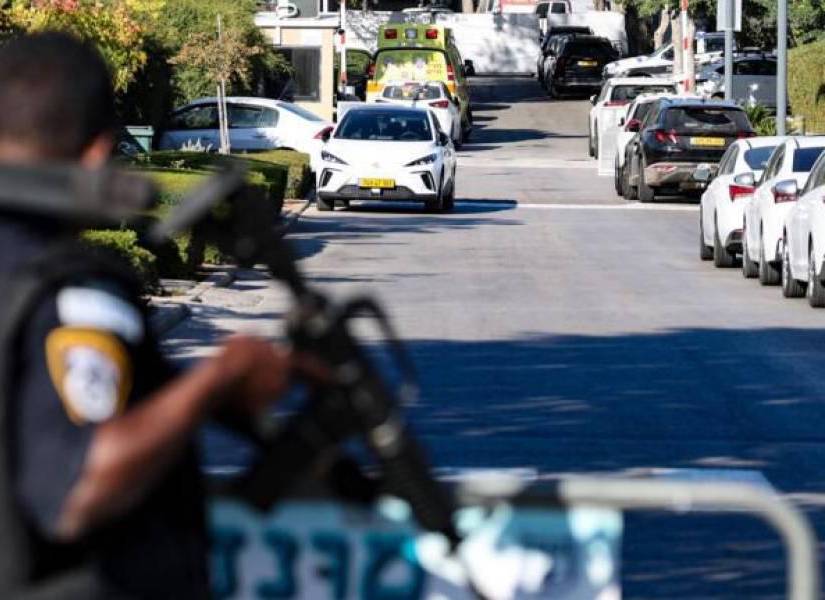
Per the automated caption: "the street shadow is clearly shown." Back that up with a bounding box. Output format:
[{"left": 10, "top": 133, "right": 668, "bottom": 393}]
[{"left": 197, "top": 325, "right": 825, "bottom": 599}]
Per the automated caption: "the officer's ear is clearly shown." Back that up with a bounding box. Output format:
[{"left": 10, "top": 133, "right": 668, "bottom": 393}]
[{"left": 80, "top": 132, "right": 115, "bottom": 169}]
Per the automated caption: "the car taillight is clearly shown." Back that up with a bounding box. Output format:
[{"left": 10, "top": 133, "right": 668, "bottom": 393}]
[
  {"left": 447, "top": 64, "right": 455, "bottom": 82},
  {"left": 314, "top": 126, "right": 334, "bottom": 140},
  {"left": 604, "top": 100, "right": 628, "bottom": 107},
  {"left": 653, "top": 129, "right": 679, "bottom": 144},
  {"left": 729, "top": 184, "right": 754, "bottom": 201},
  {"left": 425, "top": 28, "right": 439, "bottom": 39},
  {"left": 429, "top": 100, "right": 450, "bottom": 109},
  {"left": 384, "top": 29, "right": 397, "bottom": 39},
  {"left": 773, "top": 188, "right": 797, "bottom": 203}
]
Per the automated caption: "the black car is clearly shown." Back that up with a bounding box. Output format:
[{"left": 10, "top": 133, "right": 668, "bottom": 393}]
[
  {"left": 543, "top": 35, "right": 618, "bottom": 97},
  {"left": 624, "top": 98, "right": 755, "bottom": 202},
  {"left": 536, "top": 26, "right": 592, "bottom": 84}
]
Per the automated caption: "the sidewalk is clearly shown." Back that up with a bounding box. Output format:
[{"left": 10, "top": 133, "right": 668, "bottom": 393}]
[{"left": 148, "top": 197, "right": 311, "bottom": 337}]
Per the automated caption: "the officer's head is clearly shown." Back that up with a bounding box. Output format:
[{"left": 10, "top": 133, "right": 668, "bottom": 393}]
[{"left": 0, "top": 32, "right": 115, "bottom": 166}]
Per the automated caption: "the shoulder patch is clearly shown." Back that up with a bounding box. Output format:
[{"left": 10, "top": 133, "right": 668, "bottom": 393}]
[
  {"left": 56, "top": 286, "right": 144, "bottom": 344},
  {"left": 45, "top": 327, "right": 132, "bottom": 425}
]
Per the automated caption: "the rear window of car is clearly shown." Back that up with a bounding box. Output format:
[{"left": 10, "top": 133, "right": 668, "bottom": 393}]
[
  {"left": 744, "top": 146, "right": 776, "bottom": 170},
  {"left": 563, "top": 41, "right": 616, "bottom": 60},
  {"left": 662, "top": 107, "right": 751, "bottom": 134},
  {"left": 792, "top": 147, "right": 825, "bottom": 173},
  {"left": 375, "top": 50, "right": 448, "bottom": 83},
  {"left": 611, "top": 84, "right": 675, "bottom": 102},
  {"left": 382, "top": 83, "right": 443, "bottom": 100},
  {"left": 335, "top": 110, "right": 433, "bottom": 141},
  {"left": 278, "top": 102, "right": 325, "bottom": 122},
  {"left": 632, "top": 102, "right": 656, "bottom": 123}
]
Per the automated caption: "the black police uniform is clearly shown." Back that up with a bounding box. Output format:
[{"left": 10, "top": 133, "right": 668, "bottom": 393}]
[{"left": 1, "top": 214, "right": 210, "bottom": 598}]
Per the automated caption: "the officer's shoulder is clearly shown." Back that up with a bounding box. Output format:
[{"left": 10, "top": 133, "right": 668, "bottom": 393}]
[{"left": 54, "top": 279, "right": 145, "bottom": 345}]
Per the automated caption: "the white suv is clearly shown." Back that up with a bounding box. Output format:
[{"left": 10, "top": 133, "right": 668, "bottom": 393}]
[{"left": 742, "top": 137, "right": 825, "bottom": 285}]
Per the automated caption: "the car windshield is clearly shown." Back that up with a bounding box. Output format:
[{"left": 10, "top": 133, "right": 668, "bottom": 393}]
[
  {"left": 335, "top": 110, "right": 433, "bottom": 141},
  {"left": 382, "top": 83, "right": 443, "bottom": 100},
  {"left": 663, "top": 107, "right": 751, "bottom": 134},
  {"left": 612, "top": 85, "right": 674, "bottom": 102},
  {"left": 792, "top": 147, "right": 825, "bottom": 172},
  {"left": 278, "top": 103, "right": 325, "bottom": 122},
  {"left": 744, "top": 146, "right": 777, "bottom": 170}
]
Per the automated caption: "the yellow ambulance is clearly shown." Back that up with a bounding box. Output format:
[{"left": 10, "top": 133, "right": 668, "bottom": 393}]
[{"left": 367, "top": 24, "right": 473, "bottom": 137}]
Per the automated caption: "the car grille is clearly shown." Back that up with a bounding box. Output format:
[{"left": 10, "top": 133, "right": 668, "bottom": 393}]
[{"left": 334, "top": 185, "right": 421, "bottom": 200}]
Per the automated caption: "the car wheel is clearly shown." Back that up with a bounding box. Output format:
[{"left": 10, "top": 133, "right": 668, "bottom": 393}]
[
  {"left": 614, "top": 159, "right": 624, "bottom": 196},
  {"left": 758, "top": 227, "right": 781, "bottom": 285},
  {"left": 316, "top": 196, "right": 334, "bottom": 211},
  {"left": 623, "top": 160, "right": 637, "bottom": 200},
  {"left": 588, "top": 126, "right": 595, "bottom": 158},
  {"left": 426, "top": 174, "right": 445, "bottom": 213},
  {"left": 443, "top": 184, "right": 455, "bottom": 212},
  {"left": 781, "top": 236, "right": 805, "bottom": 297},
  {"left": 713, "top": 215, "right": 736, "bottom": 267},
  {"left": 807, "top": 244, "right": 825, "bottom": 307},
  {"left": 547, "top": 80, "right": 559, "bottom": 99},
  {"left": 593, "top": 129, "right": 600, "bottom": 160},
  {"left": 699, "top": 209, "right": 713, "bottom": 260},
  {"left": 637, "top": 159, "right": 655, "bottom": 203},
  {"left": 741, "top": 224, "right": 759, "bottom": 278}
]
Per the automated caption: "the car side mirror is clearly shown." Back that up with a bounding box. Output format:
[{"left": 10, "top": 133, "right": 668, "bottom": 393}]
[
  {"left": 590, "top": 95, "right": 597, "bottom": 105},
  {"left": 625, "top": 118, "right": 641, "bottom": 132},
  {"left": 319, "top": 126, "right": 333, "bottom": 143},
  {"left": 438, "top": 132, "right": 450, "bottom": 146},
  {"left": 463, "top": 59, "right": 476, "bottom": 77},
  {"left": 693, "top": 164, "right": 713, "bottom": 183},
  {"left": 734, "top": 172, "right": 755, "bottom": 187},
  {"left": 773, "top": 179, "right": 799, "bottom": 201}
]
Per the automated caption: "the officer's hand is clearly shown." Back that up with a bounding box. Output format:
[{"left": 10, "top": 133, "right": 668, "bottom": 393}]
[{"left": 219, "top": 336, "right": 329, "bottom": 415}]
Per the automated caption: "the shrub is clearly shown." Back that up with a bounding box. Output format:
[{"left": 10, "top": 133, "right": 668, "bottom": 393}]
[
  {"left": 249, "top": 150, "right": 313, "bottom": 199},
  {"left": 789, "top": 39, "right": 825, "bottom": 134},
  {"left": 81, "top": 229, "right": 159, "bottom": 290}
]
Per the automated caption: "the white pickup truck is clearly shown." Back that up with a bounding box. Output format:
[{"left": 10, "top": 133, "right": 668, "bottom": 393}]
[{"left": 603, "top": 31, "right": 733, "bottom": 79}]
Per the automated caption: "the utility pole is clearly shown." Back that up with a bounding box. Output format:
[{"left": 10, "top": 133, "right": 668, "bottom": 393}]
[
  {"left": 339, "top": 0, "right": 347, "bottom": 98},
  {"left": 680, "top": 0, "right": 693, "bottom": 93},
  {"left": 777, "top": 0, "right": 787, "bottom": 135},
  {"left": 724, "top": 0, "right": 733, "bottom": 101},
  {"left": 216, "top": 14, "right": 230, "bottom": 155}
]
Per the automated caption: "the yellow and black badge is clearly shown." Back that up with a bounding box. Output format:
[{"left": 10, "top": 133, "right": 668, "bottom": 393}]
[{"left": 45, "top": 327, "right": 132, "bottom": 425}]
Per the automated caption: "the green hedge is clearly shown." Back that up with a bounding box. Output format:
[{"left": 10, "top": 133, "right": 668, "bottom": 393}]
[
  {"left": 81, "top": 229, "right": 159, "bottom": 291},
  {"left": 83, "top": 161, "right": 286, "bottom": 291},
  {"left": 789, "top": 39, "right": 825, "bottom": 133},
  {"left": 249, "top": 150, "right": 313, "bottom": 200}
]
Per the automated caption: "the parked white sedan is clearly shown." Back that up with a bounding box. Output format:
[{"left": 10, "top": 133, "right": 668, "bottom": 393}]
[
  {"left": 742, "top": 137, "right": 825, "bottom": 285},
  {"left": 373, "top": 81, "right": 463, "bottom": 147},
  {"left": 697, "top": 136, "right": 782, "bottom": 267},
  {"left": 782, "top": 153, "right": 825, "bottom": 305},
  {"left": 588, "top": 77, "right": 676, "bottom": 158},
  {"left": 156, "top": 97, "right": 332, "bottom": 162},
  {"left": 316, "top": 105, "right": 457, "bottom": 212}
]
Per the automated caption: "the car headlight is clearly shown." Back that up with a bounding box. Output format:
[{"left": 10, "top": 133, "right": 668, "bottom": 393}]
[
  {"left": 406, "top": 153, "right": 437, "bottom": 167},
  {"left": 321, "top": 150, "right": 347, "bottom": 165}
]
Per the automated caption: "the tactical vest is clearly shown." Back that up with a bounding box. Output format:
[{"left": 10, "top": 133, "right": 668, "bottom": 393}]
[{"left": 0, "top": 241, "right": 142, "bottom": 599}]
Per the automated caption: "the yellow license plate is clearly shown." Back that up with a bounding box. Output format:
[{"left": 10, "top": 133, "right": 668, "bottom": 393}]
[
  {"left": 578, "top": 60, "right": 598, "bottom": 67},
  {"left": 690, "top": 136, "right": 725, "bottom": 147},
  {"left": 359, "top": 178, "right": 395, "bottom": 189}
]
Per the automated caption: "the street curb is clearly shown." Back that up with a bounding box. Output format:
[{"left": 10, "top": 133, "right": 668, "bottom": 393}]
[
  {"left": 149, "top": 197, "right": 310, "bottom": 337},
  {"left": 149, "top": 268, "right": 237, "bottom": 337}
]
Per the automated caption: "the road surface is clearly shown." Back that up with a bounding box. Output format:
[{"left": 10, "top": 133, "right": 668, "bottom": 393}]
[{"left": 167, "top": 77, "right": 825, "bottom": 599}]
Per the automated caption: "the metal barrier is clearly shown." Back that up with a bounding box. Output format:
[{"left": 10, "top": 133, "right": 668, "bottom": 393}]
[{"left": 553, "top": 477, "right": 820, "bottom": 600}]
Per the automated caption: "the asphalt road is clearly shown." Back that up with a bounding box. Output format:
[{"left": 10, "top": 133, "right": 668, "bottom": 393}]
[{"left": 167, "top": 77, "right": 825, "bottom": 599}]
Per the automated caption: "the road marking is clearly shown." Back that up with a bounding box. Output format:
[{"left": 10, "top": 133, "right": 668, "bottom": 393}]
[
  {"left": 458, "top": 201, "right": 699, "bottom": 212},
  {"left": 457, "top": 158, "right": 595, "bottom": 170}
]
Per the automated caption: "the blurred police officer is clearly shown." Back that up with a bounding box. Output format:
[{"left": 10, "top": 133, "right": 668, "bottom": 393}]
[{"left": 0, "top": 32, "right": 304, "bottom": 597}]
